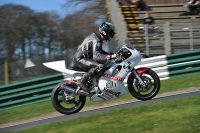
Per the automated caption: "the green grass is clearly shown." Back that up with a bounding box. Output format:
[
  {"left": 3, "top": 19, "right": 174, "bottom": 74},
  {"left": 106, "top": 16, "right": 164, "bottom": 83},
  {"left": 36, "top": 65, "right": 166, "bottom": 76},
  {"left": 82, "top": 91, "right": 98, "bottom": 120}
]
[
  {"left": 0, "top": 73, "right": 200, "bottom": 125},
  {"left": 7, "top": 96, "right": 200, "bottom": 133},
  {"left": 160, "top": 73, "right": 200, "bottom": 93}
]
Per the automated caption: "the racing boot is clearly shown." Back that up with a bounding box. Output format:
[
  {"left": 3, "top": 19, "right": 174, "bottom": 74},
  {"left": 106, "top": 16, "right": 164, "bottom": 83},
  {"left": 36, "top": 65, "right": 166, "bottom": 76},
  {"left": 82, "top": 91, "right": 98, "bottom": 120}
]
[{"left": 77, "top": 73, "right": 92, "bottom": 92}]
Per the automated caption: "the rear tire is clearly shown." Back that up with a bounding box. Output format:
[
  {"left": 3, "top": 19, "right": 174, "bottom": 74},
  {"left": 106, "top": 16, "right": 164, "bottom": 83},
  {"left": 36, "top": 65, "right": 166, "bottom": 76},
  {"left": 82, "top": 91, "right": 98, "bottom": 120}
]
[
  {"left": 51, "top": 82, "right": 86, "bottom": 114},
  {"left": 128, "top": 69, "right": 160, "bottom": 100}
]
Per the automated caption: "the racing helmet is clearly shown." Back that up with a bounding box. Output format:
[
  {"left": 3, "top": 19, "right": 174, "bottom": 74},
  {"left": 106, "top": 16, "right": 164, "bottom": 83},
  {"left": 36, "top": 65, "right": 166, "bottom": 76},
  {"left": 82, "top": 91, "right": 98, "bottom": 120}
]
[{"left": 99, "top": 22, "right": 115, "bottom": 41}]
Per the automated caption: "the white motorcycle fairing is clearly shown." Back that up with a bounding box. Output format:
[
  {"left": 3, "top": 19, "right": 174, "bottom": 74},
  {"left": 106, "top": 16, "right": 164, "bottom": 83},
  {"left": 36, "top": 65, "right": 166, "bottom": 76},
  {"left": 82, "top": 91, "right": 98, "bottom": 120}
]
[
  {"left": 43, "top": 45, "right": 142, "bottom": 102},
  {"left": 90, "top": 47, "right": 142, "bottom": 102},
  {"left": 43, "top": 60, "right": 85, "bottom": 77}
]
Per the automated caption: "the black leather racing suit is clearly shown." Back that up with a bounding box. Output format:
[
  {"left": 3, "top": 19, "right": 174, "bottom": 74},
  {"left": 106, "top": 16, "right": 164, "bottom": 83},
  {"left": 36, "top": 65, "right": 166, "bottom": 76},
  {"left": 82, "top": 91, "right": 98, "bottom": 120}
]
[{"left": 73, "top": 32, "right": 111, "bottom": 89}]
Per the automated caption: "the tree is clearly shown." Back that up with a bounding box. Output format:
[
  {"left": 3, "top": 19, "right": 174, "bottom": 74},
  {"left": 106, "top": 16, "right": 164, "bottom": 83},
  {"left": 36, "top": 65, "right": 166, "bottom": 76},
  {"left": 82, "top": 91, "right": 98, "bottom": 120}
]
[
  {"left": 64, "top": 0, "right": 107, "bottom": 20},
  {"left": 60, "top": 10, "right": 98, "bottom": 49},
  {"left": 0, "top": 4, "right": 63, "bottom": 62},
  {"left": 0, "top": 4, "right": 34, "bottom": 62},
  {"left": 0, "top": 1, "right": 109, "bottom": 64},
  {"left": 33, "top": 12, "right": 61, "bottom": 57}
]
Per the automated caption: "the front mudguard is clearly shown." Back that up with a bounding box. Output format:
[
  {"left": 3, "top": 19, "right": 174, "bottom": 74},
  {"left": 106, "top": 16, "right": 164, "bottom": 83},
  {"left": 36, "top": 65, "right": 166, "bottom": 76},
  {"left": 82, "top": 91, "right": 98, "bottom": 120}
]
[{"left": 128, "top": 67, "right": 150, "bottom": 82}]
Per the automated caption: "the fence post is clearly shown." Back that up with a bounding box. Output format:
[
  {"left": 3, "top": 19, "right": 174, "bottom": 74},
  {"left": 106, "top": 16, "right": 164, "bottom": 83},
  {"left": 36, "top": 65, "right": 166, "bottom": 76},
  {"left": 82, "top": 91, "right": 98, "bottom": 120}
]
[
  {"left": 4, "top": 61, "right": 9, "bottom": 85},
  {"left": 164, "top": 22, "right": 171, "bottom": 54},
  {"left": 189, "top": 23, "right": 193, "bottom": 50},
  {"left": 144, "top": 24, "right": 150, "bottom": 56}
]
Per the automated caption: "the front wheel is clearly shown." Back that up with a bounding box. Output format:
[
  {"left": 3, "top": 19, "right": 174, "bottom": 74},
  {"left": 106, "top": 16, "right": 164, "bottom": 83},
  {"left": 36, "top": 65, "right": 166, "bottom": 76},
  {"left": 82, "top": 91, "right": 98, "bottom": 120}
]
[
  {"left": 128, "top": 69, "right": 160, "bottom": 100},
  {"left": 51, "top": 82, "right": 86, "bottom": 114}
]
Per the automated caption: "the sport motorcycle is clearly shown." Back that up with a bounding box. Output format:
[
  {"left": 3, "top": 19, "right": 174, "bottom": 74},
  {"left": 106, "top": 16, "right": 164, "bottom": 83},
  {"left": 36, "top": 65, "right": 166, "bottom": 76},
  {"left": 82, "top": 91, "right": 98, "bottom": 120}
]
[{"left": 43, "top": 42, "right": 160, "bottom": 114}]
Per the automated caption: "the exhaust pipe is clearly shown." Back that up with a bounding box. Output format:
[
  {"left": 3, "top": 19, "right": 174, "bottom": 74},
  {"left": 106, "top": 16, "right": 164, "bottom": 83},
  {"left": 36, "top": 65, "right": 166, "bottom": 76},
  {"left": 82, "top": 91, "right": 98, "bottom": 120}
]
[
  {"left": 61, "top": 85, "right": 89, "bottom": 96},
  {"left": 61, "top": 85, "right": 76, "bottom": 93}
]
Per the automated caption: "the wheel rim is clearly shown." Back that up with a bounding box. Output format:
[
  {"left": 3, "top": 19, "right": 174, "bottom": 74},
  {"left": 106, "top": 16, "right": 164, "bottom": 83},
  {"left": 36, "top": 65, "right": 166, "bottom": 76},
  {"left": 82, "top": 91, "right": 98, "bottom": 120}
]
[
  {"left": 54, "top": 87, "right": 83, "bottom": 111},
  {"left": 132, "top": 73, "right": 157, "bottom": 97},
  {"left": 135, "top": 76, "right": 153, "bottom": 92}
]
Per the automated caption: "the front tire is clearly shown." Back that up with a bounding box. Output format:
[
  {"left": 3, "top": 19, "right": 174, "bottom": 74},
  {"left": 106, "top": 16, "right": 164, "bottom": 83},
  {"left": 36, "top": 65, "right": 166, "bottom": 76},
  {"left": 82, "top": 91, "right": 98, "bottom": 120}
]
[
  {"left": 51, "top": 82, "right": 86, "bottom": 114},
  {"left": 128, "top": 69, "right": 160, "bottom": 100}
]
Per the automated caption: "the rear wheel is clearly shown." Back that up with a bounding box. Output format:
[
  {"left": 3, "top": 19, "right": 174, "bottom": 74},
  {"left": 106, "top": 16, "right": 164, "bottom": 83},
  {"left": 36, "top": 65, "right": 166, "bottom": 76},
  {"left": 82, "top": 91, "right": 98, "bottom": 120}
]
[
  {"left": 128, "top": 69, "right": 160, "bottom": 100},
  {"left": 51, "top": 82, "right": 86, "bottom": 114}
]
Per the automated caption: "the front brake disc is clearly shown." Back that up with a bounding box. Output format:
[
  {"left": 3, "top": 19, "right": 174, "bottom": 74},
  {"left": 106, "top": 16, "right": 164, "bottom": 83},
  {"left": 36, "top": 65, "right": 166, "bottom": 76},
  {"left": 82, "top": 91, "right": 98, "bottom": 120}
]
[{"left": 135, "top": 76, "right": 152, "bottom": 92}]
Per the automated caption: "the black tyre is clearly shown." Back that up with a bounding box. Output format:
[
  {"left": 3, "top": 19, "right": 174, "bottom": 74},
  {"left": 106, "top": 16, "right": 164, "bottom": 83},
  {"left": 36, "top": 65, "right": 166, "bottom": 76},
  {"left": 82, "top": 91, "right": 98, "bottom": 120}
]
[
  {"left": 51, "top": 82, "right": 86, "bottom": 114},
  {"left": 128, "top": 69, "right": 160, "bottom": 100}
]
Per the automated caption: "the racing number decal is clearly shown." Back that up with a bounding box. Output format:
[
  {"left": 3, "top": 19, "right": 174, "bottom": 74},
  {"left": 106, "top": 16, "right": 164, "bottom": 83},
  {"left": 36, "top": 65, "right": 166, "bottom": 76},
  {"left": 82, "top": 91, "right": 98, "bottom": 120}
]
[
  {"left": 123, "top": 62, "right": 131, "bottom": 72},
  {"left": 123, "top": 62, "right": 131, "bottom": 69}
]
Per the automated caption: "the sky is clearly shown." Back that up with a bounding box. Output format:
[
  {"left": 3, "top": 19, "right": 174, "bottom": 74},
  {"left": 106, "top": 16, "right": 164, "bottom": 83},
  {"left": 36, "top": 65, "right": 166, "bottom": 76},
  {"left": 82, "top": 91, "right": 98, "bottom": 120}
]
[{"left": 0, "top": 0, "right": 75, "bottom": 17}]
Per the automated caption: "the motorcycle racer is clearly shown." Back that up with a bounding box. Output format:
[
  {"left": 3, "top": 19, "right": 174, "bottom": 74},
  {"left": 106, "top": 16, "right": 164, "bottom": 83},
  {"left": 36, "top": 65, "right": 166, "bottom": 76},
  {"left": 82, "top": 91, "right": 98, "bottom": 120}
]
[{"left": 73, "top": 22, "right": 117, "bottom": 92}]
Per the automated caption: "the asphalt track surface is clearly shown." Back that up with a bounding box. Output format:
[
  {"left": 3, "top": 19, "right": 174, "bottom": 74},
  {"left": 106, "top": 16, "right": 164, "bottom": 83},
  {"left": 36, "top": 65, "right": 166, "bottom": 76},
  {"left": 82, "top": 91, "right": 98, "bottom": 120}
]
[{"left": 0, "top": 90, "right": 200, "bottom": 132}]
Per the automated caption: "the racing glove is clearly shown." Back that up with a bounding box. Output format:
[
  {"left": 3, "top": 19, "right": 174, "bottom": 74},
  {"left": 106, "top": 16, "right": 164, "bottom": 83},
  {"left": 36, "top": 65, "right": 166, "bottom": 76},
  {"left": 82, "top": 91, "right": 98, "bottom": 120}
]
[{"left": 106, "top": 54, "right": 117, "bottom": 59}]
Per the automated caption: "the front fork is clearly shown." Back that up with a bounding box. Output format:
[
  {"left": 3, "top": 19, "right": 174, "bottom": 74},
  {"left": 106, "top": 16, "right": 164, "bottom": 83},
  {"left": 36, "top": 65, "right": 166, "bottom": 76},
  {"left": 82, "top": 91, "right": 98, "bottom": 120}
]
[
  {"left": 132, "top": 67, "right": 149, "bottom": 87},
  {"left": 132, "top": 69, "right": 146, "bottom": 87}
]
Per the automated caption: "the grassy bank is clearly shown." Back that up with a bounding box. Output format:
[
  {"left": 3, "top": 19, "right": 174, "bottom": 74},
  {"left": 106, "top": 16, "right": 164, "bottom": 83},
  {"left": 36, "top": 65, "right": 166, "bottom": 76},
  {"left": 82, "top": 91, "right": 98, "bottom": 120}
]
[
  {"left": 7, "top": 96, "right": 200, "bottom": 133},
  {"left": 0, "top": 73, "right": 200, "bottom": 125}
]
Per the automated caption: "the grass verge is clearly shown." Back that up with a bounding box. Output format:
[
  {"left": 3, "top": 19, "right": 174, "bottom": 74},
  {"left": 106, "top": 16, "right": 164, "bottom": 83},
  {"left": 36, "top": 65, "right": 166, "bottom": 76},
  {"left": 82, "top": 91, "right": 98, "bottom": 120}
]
[
  {"left": 0, "top": 73, "right": 200, "bottom": 125},
  {"left": 6, "top": 96, "right": 200, "bottom": 133}
]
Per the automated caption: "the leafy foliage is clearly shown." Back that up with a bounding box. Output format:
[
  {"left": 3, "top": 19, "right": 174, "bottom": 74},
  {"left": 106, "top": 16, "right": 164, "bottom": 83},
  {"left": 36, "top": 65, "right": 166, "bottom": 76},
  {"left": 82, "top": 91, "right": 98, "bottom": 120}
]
[{"left": 0, "top": 1, "right": 107, "bottom": 63}]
